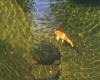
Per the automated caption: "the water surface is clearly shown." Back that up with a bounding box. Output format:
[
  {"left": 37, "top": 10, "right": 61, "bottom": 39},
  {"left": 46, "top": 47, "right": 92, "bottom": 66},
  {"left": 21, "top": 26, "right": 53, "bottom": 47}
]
[
  {"left": 26, "top": 0, "right": 100, "bottom": 79},
  {"left": 0, "top": 0, "right": 100, "bottom": 80}
]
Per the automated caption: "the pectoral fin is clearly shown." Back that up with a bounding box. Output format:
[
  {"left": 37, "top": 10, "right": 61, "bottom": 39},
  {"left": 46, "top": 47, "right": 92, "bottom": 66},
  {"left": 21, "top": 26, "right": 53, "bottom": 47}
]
[
  {"left": 62, "top": 40, "right": 64, "bottom": 43},
  {"left": 56, "top": 36, "right": 60, "bottom": 40}
]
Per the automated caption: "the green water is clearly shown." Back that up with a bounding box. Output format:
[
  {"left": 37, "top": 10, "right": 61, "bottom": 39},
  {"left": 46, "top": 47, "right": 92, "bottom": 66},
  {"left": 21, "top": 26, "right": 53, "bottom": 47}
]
[
  {"left": 51, "top": 1, "right": 100, "bottom": 80},
  {"left": 0, "top": 0, "right": 100, "bottom": 80}
]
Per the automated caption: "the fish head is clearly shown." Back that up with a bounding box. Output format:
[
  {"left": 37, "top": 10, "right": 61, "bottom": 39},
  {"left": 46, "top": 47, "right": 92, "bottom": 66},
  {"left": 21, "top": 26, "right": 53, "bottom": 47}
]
[{"left": 55, "top": 30, "right": 62, "bottom": 35}]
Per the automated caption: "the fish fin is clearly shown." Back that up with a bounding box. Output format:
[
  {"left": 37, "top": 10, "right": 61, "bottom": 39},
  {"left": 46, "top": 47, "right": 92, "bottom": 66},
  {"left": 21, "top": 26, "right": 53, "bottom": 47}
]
[
  {"left": 62, "top": 40, "right": 64, "bottom": 43},
  {"left": 56, "top": 36, "right": 60, "bottom": 40},
  {"left": 67, "top": 39, "right": 74, "bottom": 47},
  {"left": 61, "top": 33, "right": 66, "bottom": 39},
  {"left": 71, "top": 42, "right": 74, "bottom": 47}
]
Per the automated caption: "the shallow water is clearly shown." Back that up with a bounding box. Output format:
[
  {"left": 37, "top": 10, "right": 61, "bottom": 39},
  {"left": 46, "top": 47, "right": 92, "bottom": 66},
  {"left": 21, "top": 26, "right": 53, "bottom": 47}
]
[
  {"left": 0, "top": 0, "right": 100, "bottom": 80},
  {"left": 26, "top": 0, "right": 100, "bottom": 79}
]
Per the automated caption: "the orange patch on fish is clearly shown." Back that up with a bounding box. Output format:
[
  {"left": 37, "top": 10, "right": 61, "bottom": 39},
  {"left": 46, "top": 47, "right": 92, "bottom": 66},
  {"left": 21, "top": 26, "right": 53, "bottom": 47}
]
[{"left": 55, "top": 30, "right": 73, "bottom": 47}]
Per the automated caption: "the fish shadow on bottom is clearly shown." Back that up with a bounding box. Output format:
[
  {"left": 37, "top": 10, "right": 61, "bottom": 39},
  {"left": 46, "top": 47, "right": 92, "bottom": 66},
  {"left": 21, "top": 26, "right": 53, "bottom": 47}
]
[{"left": 32, "top": 42, "right": 61, "bottom": 65}]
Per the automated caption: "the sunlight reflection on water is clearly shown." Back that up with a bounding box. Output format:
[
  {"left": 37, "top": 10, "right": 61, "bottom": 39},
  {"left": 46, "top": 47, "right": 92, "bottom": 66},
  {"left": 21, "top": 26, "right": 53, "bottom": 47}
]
[{"left": 26, "top": 0, "right": 66, "bottom": 35}]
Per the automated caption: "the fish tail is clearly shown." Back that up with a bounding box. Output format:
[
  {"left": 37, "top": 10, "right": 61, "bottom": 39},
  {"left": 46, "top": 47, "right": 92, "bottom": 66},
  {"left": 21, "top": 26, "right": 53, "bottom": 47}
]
[{"left": 65, "top": 37, "right": 74, "bottom": 47}]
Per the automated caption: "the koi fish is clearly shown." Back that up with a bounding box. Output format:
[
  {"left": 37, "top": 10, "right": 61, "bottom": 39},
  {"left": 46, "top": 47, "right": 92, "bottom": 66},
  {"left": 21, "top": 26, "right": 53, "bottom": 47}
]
[{"left": 55, "top": 30, "right": 74, "bottom": 47}]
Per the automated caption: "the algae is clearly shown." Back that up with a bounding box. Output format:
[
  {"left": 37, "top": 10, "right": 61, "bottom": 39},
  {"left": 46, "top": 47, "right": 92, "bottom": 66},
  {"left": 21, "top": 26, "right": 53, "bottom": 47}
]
[{"left": 51, "top": 0, "right": 100, "bottom": 80}]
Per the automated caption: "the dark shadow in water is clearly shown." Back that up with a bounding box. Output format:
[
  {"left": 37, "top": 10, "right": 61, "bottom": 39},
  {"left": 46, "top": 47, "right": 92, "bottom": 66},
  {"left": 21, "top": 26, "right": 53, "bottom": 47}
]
[
  {"left": 70, "top": 0, "right": 100, "bottom": 6},
  {"left": 32, "top": 42, "right": 60, "bottom": 65},
  {"left": 64, "top": 42, "right": 82, "bottom": 55},
  {"left": 72, "top": 46, "right": 82, "bottom": 55},
  {"left": 14, "top": 0, "right": 29, "bottom": 13},
  {"left": 33, "top": 71, "right": 60, "bottom": 80},
  {"left": 0, "top": 39, "right": 33, "bottom": 80},
  {"left": 0, "top": 40, "right": 13, "bottom": 56}
]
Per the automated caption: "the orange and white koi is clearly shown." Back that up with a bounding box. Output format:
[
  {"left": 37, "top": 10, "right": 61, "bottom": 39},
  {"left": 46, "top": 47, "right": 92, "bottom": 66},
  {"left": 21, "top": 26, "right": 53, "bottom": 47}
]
[{"left": 55, "top": 30, "right": 73, "bottom": 47}]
